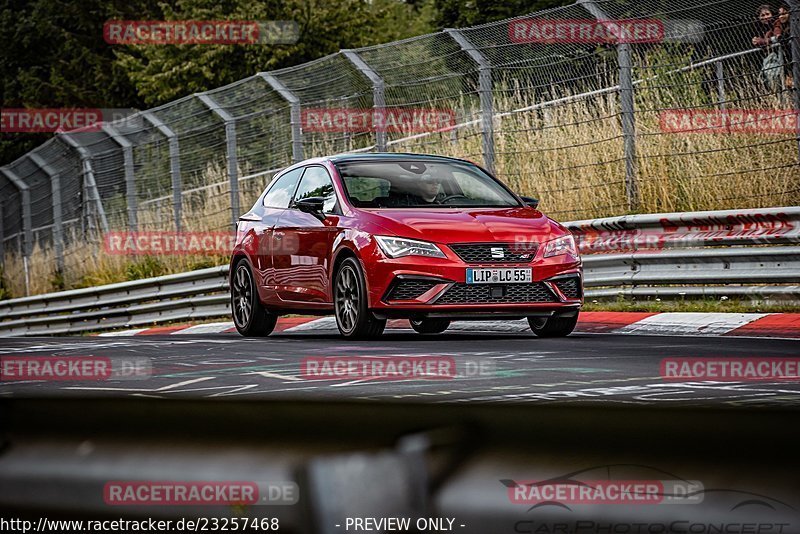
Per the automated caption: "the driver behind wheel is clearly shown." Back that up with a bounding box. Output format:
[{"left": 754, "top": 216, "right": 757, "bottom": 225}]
[
  {"left": 385, "top": 166, "right": 446, "bottom": 206},
  {"left": 417, "top": 168, "right": 445, "bottom": 203}
]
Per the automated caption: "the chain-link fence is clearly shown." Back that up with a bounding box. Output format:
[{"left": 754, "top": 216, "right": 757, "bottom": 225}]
[{"left": 2, "top": 0, "right": 800, "bottom": 296}]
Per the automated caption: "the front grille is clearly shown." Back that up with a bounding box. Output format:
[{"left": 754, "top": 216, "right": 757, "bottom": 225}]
[
  {"left": 554, "top": 277, "right": 582, "bottom": 299},
  {"left": 450, "top": 243, "right": 538, "bottom": 264},
  {"left": 435, "top": 283, "right": 556, "bottom": 305},
  {"left": 385, "top": 279, "right": 439, "bottom": 301}
]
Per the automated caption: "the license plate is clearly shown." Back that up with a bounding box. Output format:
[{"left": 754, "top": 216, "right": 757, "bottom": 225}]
[{"left": 466, "top": 267, "right": 532, "bottom": 284}]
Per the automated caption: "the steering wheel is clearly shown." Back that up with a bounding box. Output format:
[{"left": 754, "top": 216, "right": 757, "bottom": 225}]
[{"left": 437, "top": 194, "right": 471, "bottom": 204}]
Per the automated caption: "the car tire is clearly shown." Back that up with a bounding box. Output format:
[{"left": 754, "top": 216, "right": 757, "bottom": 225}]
[
  {"left": 231, "top": 260, "right": 278, "bottom": 337},
  {"left": 409, "top": 318, "right": 451, "bottom": 334},
  {"left": 334, "top": 257, "right": 386, "bottom": 339},
  {"left": 528, "top": 313, "right": 578, "bottom": 337}
]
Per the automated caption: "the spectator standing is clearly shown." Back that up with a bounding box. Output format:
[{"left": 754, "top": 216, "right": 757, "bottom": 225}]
[
  {"left": 753, "top": 4, "right": 785, "bottom": 91},
  {"left": 778, "top": 4, "right": 793, "bottom": 88}
]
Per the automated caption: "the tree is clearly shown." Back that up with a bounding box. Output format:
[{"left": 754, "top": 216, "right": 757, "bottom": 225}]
[
  {"left": 1, "top": 0, "right": 437, "bottom": 164},
  {"left": 113, "top": 0, "right": 438, "bottom": 106},
  {"left": 434, "top": 0, "right": 571, "bottom": 29},
  {"left": 0, "top": 0, "right": 162, "bottom": 165}
]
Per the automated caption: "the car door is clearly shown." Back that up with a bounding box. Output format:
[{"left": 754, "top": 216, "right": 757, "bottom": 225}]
[
  {"left": 249, "top": 167, "right": 304, "bottom": 298},
  {"left": 272, "top": 165, "right": 340, "bottom": 304}
]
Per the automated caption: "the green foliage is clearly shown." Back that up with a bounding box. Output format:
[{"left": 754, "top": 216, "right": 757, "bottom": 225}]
[
  {"left": 1, "top": 0, "right": 437, "bottom": 165},
  {"left": 50, "top": 269, "right": 66, "bottom": 292},
  {"left": 434, "top": 0, "right": 570, "bottom": 28},
  {"left": 0, "top": 0, "right": 163, "bottom": 164},
  {"left": 186, "top": 258, "right": 223, "bottom": 271},
  {"left": 0, "top": 263, "right": 10, "bottom": 300},
  {"left": 634, "top": 44, "right": 709, "bottom": 110},
  {"left": 113, "top": 0, "right": 438, "bottom": 106},
  {"left": 125, "top": 255, "right": 167, "bottom": 280}
]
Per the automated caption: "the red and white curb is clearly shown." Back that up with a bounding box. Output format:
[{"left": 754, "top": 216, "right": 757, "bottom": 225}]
[{"left": 97, "top": 312, "right": 800, "bottom": 339}]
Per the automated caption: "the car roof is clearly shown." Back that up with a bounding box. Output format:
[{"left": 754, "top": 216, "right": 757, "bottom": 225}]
[
  {"left": 327, "top": 152, "right": 476, "bottom": 165},
  {"left": 272, "top": 153, "right": 483, "bottom": 179}
]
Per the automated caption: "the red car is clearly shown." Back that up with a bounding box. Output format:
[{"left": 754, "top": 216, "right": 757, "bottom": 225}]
[{"left": 230, "top": 153, "right": 582, "bottom": 339}]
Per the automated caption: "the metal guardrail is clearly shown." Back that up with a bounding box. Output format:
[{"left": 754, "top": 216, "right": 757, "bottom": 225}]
[
  {"left": 0, "top": 266, "right": 230, "bottom": 336},
  {"left": 0, "top": 207, "right": 798, "bottom": 336}
]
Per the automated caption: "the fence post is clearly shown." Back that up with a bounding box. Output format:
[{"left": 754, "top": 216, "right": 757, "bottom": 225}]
[
  {"left": 786, "top": 0, "right": 800, "bottom": 161},
  {"left": 0, "top": 199, "right": 4, "bottom": 268},
  {"left": 258, "top": 73, "right": 305, "bottom": 162},
  {"left": 715, "top": 60, "right": 726, "bottom": 110},
  {"left": 29, "top": 153, "right": 65, "bottom": 273},
  {"left": 143, "top": 111, "right": 183, "bottom": 232},
  {"left": 342, "top": 50, "right": 387, "bottom": 152},
  {"left": 101, "top": 124, "right": 138, "bottom": 231},
  {"left": 445, "top": 29, "right": 495, "bottom": 174},
  {"left": 0, "top": 167, "right": 31, "bottom": 296},
  {"left": 578, "top": 0, "right": 639, "bottom": 211},
  {"left": 197, "top": 93, "right": 240, "bottom": 226},
  {"left": 60, "top": 134, "right": 110, "bottom": 234}
]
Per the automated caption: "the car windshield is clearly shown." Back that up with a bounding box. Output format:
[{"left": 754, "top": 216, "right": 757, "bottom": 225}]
[{"left": 336, "top": 160, "right": 521, "bottom": 208}]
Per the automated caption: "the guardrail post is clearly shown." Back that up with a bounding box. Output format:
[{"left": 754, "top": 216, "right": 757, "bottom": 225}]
[
  {"left": 60, "top": 134, "right": 110, "bottom": 235},
  {"left": 342, "top": 50, "right": 387, "bottom": 152},
  {"left": 101, "top": 124, "right": 138, "bottom": 231},
  {"left": 786, "top": 0, "right": 800, "bottom": 162},
  {"left": 258, "top": 73, "right": 304, "bottom": 162},
  {"left": 197, "top": 93, "right": 240, "bottom": 226},
  {"left": 0, "top": 167, "right": 31, "bottom": 295},
  {"left": 29, "top": 153, "right": 65, "bottom": 273},
  {"left": 578, "top": 0, "right": 639, "bottom": 211},
  {"left": 143, "top": 112, "right": 183, "bottom": 232},
  {"left": 445, "top": 29, "right": 495, "bottom": 174}
]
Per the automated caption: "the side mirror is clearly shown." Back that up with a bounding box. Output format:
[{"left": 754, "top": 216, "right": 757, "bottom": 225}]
[
  {"left": 295, "top": 197, "right": 326, "bottom": 220},
  {"left": 520, "top": 196, "right": 539, "bottom": 210}
]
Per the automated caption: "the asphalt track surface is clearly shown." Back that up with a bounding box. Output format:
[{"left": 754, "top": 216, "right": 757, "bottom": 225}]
[{"left": 1, "top": 325, "right": 798, "bottom": 407}]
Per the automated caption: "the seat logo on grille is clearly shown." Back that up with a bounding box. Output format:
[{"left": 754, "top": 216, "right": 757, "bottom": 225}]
[{"left": 490, "top": 247, "right": 505, "bottom": 259}]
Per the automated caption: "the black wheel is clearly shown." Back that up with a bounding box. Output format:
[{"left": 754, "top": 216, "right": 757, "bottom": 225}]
[
  {"left": 231, "top": 260, "right": 277, "bottom": 337},
  {"left": 409, "top": 318, "right": 451, "bottom": 334},
  {"left": 528, "top": 313, "right": 579, "bottom": 337},
  {"left": 334, "top": 257, "right": 386, "bottom": 339}
]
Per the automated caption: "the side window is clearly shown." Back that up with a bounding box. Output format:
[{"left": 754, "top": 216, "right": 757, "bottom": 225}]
[
  {"left": 263, "top": 167, "right": 303, "bottom": 209},
  {"left": 293, "top": 166, "right": 337, "bottom": 213}
]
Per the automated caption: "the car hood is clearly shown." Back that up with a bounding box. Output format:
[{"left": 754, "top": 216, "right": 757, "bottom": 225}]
[{"left": 359, "top": 207, "right": 565, "bottom": 244}]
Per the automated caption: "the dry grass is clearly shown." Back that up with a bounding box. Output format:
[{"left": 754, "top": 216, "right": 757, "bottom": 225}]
[{"left": 3, "top": 72, "right": 799, "bottom": 298}]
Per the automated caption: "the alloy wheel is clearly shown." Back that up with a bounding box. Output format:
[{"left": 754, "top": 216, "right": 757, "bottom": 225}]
[
  {"left": 335, "top": 264, "right": 359, "bottom": 333},
  {"left": 232, "top": 263, "right": 254, "bottom": 328}
]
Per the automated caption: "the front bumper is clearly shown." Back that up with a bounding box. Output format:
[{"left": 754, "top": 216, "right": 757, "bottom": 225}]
[{"left": 365, "top": 246, "right": 582, "bottom": 318}]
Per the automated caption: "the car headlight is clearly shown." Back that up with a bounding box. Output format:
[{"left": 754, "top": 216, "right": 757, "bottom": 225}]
[
  {"left": 543, "top": 234, "right": 578, "bottom": 258},
  {"left": 375, "top": 236, "right": 446, "bottom": 259}
]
